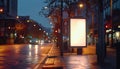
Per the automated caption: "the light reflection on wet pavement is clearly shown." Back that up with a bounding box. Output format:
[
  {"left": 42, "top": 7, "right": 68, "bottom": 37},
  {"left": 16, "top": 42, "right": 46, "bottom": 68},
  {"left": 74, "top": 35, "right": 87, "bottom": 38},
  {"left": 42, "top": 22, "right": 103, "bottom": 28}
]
[{"left": 0, "top": 44, "right": 42, "bottom": 69}]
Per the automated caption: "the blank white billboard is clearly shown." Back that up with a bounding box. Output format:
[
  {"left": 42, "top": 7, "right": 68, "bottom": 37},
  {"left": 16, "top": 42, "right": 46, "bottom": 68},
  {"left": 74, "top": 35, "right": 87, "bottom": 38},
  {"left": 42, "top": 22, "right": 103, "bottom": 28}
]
[{"left": 70, "top": 18, "right": 86, "bottom": 47}]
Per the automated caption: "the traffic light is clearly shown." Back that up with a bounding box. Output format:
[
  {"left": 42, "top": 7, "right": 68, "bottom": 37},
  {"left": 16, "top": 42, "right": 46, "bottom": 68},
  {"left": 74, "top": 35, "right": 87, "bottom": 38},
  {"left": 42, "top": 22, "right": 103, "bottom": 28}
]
[
  {"left": 53, "top": 29, "right": 58, "bottom": 35},
  {"left": 105, "top": 20, "right": 112, "bottom": 29}
]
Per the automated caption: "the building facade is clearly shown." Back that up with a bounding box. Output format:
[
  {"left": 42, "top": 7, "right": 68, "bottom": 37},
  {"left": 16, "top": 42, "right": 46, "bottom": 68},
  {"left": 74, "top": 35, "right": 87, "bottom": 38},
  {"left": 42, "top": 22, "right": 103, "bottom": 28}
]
[
  {"left": 0, "top": 0, "right": 18, "bottom": 44},
  {"left": 103, "top": 0, "right": 120, "bottom": 46}
]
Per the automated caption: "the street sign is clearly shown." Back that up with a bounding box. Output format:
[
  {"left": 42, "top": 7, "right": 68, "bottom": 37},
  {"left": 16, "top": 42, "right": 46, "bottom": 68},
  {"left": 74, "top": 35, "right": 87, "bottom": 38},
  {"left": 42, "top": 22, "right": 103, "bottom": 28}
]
[{"left": 70, "top": 18, "right": 87, "bottom": 48}]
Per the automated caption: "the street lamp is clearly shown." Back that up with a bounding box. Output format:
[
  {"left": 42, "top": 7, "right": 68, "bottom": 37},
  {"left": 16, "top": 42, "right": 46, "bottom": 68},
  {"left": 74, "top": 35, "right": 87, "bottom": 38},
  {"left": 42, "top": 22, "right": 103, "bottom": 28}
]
[
  {"left": 16, "top": 16, "right": 19, "bottom": 19},
  {"left": 0, "top": 8, "right": 3, "bottom": 13},
  {"left": 79, "top": 3, "right": 84, "bottom": 8},
  {"left": 27, "top": 20, "right": 30, "bottom": 23}
]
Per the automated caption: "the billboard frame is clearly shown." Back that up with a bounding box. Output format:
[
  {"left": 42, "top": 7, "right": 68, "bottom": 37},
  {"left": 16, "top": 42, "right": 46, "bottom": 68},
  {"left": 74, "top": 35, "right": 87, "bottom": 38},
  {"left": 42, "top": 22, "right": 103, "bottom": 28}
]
[{"left": 69, "top": 17, "right": 87, "bottom": 48}]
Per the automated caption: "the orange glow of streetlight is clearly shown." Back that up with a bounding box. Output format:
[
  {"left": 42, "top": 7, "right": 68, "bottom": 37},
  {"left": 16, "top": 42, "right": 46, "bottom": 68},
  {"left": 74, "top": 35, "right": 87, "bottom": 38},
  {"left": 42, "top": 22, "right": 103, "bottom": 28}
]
[
  {"left": 0, "top": 8, "right": 3, "bottom": 13},
  {"left": 79, "top": 3, "right": 84, "bottom": 8}
]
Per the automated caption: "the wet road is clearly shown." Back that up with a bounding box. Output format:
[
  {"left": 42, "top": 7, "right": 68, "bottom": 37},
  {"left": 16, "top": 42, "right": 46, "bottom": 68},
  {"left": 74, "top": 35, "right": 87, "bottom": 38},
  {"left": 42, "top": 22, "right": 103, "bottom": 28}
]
[{"left": 0, "top": 44, "right": 50, "bottom": 69}]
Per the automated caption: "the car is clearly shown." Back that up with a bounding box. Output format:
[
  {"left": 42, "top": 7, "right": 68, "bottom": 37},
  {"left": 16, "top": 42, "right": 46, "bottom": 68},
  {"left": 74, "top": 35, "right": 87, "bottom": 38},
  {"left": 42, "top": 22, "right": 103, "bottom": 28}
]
[{"left": 29, "top": 38, "right": 39, "bottom": 44}]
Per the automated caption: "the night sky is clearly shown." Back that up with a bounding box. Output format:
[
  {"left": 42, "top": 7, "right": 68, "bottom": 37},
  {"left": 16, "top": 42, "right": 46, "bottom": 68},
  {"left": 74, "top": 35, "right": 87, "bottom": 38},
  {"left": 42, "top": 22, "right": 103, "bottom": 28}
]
[{"left": 18, "top": 0, "right": 51, "bottom": 28}]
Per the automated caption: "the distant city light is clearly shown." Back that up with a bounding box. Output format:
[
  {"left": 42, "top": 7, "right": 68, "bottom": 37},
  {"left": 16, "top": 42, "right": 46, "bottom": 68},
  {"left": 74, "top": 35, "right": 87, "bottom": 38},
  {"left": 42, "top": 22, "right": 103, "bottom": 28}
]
[
  {"left": 39, "top": 28, "right": 41, "bottom": 30},
  {"left": 106, "top": 29, "right": 112, "bottom": 33},
  {"left": 118, "top": 25, "right": 120, "bottom": 28},
  {"left": 34, "top": 24, "right": 36, "bottom": 26},
  {"left": 44, "top": 6, "right": 48, "bottom": 9},
  {"left": 50, "top": 22, "right": 52, "bottom": 24},
  {"left": 16, "top": 16, "right": 19, "bottom": 19},
  {"left": 116, "top": 32, "right": 120, "bottom": 39},
  {"left": 22, "top": 36, "right": 24, "bottom": 38},
  {"left": 14, "top": 33, "right": 17, "bottom": 37},
  {"left": 55, "top": 30, "right": 57, "bottom": 33},
  {"left": 46, "top": 33, "right": 48, "bottom": 35},
  {"left": 8, "top": 26, "right": 11, "bottom": 29},
  {"left": 0, "top": 8, "right": 3, "bottom": 12},
  {"left": 27, "top": 20, "right": 30, "bottom": 22}
]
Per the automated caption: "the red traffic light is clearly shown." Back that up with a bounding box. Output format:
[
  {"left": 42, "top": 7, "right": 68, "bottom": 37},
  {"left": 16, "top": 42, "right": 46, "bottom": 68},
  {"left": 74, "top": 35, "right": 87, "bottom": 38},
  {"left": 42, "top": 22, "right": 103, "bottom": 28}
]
[{"left": 105, "top": 20, "right": 112, "bottom": 29}]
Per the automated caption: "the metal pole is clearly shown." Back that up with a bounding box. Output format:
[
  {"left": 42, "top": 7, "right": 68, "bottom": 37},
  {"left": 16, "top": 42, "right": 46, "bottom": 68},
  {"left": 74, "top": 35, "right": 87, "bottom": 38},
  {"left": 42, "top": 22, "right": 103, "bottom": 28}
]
[
  {"left": 110, "top": 0, "right": 113, "bottom": 47},
  {"left": 59, "top": 0, "right": 63, "bottom": 56}
]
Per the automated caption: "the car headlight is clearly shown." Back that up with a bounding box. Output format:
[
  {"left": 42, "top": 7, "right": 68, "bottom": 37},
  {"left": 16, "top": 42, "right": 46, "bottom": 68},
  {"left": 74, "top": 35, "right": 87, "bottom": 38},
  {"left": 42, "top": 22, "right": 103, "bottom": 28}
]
[
  {"left": 36, "top": 40, "right": 38, "bottom": 43},
  {"left": 30, "top": 40, "right": 32, "bottom": 43}
]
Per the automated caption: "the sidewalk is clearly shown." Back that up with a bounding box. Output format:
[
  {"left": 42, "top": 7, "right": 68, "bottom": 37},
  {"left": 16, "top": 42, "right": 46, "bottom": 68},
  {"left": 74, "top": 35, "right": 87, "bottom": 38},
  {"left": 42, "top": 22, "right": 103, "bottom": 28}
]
[
  {"left": 63, "top": 54, "right": 116, "bottom": 69},
  {"left": 62, "top": 45, "right": 116, "bottom": 69},
  {"left": 63, "top": 55, "right": 98, "bottom": 69},
  {"left": 34, "top": 44, "right": 116, "bottom": 69}
]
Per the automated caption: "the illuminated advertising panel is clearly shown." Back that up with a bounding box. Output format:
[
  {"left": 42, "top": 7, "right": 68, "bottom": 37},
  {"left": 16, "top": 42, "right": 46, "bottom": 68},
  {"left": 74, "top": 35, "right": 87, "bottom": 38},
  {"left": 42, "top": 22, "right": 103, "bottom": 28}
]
[{"left": 70, "top": 18, "right": 87, "bottom": 47}]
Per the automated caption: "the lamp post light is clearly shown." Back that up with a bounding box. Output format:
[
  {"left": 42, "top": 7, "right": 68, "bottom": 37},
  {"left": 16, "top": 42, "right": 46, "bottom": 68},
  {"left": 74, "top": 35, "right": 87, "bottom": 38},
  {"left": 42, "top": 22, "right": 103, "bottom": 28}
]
[
  {"left": 0, "top": 9, "right": 3, "bottom": 12},
  {"left": 16, "top": 16, "right": 19, "bottom": 19},
  {"left": 0, "top": 8, "right": 3, "bottom": 13},
  {"left": 79, "top": 3, "right": 84, "bottom": 8}
]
